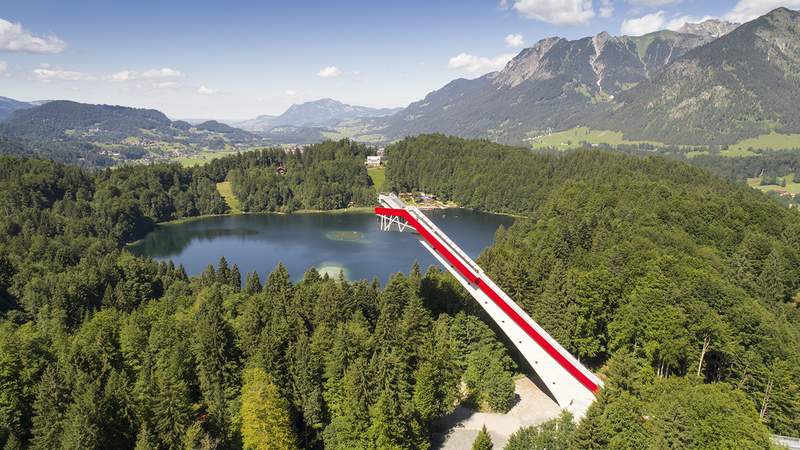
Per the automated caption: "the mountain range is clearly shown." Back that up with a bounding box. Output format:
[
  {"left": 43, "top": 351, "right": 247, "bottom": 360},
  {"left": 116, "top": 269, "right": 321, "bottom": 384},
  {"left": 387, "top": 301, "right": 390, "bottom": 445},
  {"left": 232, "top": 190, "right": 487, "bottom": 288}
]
[
  {"left": 0, "top": 96, "right": 34, "bottom": 121},
  {"left": 0, "top": 8, "right": 798, "bottom": 158},
  {"left": 232, "top": 98, "right": 402, "bottom": 132},
  {"left": 376, "top": 8, "right": 800, "bottom": 146},
  {"left": 0, "top": 100, "right": 263, "bottom": 166},
  {"left": 596, "top": 7, "right": 800, "bottom": 144},
  {"left": 0, "top": 100, "right": 257, "bottom": 145},
  {"left": 378, "top": 26, "right": 717, "bottom": 143}
]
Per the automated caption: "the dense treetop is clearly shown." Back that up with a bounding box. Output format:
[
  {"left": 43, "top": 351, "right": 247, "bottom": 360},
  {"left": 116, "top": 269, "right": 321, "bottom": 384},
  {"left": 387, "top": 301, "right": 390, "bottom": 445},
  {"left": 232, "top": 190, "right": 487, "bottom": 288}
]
[
  {"left": 0, "top": 135, "right": 798, "bottom": 448},
  {"left": 388, "top": 134, "right": 800, "bottom": 437}
]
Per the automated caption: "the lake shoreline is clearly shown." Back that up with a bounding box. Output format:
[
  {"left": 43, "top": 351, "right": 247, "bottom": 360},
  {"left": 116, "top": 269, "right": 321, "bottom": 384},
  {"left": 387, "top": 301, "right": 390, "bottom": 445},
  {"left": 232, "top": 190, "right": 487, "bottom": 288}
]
[
  {"left": 125, "top": 204, "right": 526, "bottom": 247},
  {"left": 126, "top": 207, "right": 515, "bottom": 283}
]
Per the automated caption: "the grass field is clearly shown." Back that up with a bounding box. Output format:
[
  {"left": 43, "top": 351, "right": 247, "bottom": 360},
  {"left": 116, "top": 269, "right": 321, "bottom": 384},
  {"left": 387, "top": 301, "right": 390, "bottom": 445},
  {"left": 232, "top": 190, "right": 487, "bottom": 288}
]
[
  {"left": 529, "top": 127, "right": 660, "bottom": 149},
  {"left": 719, "top": 148, "right": 758, "bottom": 157},
  {"left": 747, "top": 175, "right": 800, "bottom": 196},
  {"left": 216, "top": 181, "right": 241, "bottom": 213},
  {"left": 368, "top": 166, "right": 386, "bottom": 192},
  {"left": 176, "top": 150, "right": 241, "bottom": 167},
  {"left": 529, "top": 127, "right": 800, "bottom": 158},
  {"left": 728, "top": 132, "right": 800, "bottom": 153}
]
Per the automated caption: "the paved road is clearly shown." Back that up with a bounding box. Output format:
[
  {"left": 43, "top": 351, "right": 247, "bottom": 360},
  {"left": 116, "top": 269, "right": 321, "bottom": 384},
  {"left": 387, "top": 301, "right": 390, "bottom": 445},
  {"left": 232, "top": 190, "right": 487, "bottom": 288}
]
[{"left": 432, "top": 376, "right": 562, "bottom": 449}]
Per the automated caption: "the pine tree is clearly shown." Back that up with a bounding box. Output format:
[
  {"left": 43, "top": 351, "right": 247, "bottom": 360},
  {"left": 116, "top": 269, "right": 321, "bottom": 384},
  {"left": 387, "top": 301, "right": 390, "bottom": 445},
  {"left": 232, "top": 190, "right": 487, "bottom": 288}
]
[
  {"left": 412, "top": 361, "right": 440, "bottom": 423},
  {"left": 217, "top": 257, "right": 230, "bottom": 285},
  {"left": 229, "top": 264, "right": 242, "bottom": 291},
  {"left": 152, "top": 369, "right": 193, "bottom": 449},
  {"left": 201, "top": 264, "right": 216, "bottom": 287},
  {"left": 240, "top": 367, "right": 297, "bottom": 450},
  {"left": 244, "top": 272, "right": 263, "bottom": 294},
  {"left": 192, "top": 287, "right": 237, "bottom": 439},
  {"left": 29, "top": 367, "right": 67, "bottom": 450},
  {"left": 472, "top": 425, "right": 493, "bottom": 450},
  {"left": 176, "top": 264, "right": 188, "bottom": 281},
  {"left": 134, "top": 423, "right": 157, "bottom": 450},
  {"left": 265, "top": 263, "right": 292, "bottom": 297},
  {"left": 59, "top": 378, "right": 102, "bottom": 450},
  {"left": 289, "top": 332, "right": 324, "bottom": 447}
]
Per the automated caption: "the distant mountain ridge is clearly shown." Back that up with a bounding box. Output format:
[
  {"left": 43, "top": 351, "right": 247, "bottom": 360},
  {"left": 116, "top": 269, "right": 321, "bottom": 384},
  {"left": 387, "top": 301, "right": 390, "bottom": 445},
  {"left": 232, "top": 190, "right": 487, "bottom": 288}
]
[
  {"left": 380, "top": 28, "right": 713, "bottom": 143},
  {"left": 598, "top": 7, "right": 800, "bottom": 144},
  {"left": 369, "top": 8, "right": 798, "bottom": 146},
  {"left": 0, "top": 96, "right": 34, "bottom": 121},
  {"left": 0, "top": 100, "right": 260, "bottom": 166},
  {"left": 234, "top": 98, "right": 402, "bottom": 132},
  {"left": 1, "top": 100, "right": 256, "bottom": 143}
]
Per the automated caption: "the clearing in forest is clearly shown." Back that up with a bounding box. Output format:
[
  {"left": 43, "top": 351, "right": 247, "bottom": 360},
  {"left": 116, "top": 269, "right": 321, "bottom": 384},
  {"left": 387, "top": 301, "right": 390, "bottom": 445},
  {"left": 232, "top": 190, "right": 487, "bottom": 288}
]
[{"left": 216, "top": 181, "right": 242, "bottom": 214}]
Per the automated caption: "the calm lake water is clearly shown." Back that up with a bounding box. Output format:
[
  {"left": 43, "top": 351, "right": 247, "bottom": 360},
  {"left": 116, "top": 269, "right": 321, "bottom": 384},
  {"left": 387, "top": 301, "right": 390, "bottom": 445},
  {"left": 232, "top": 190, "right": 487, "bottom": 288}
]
[{"left": 128, "top": 209, "right": 514, "bottom": 283}]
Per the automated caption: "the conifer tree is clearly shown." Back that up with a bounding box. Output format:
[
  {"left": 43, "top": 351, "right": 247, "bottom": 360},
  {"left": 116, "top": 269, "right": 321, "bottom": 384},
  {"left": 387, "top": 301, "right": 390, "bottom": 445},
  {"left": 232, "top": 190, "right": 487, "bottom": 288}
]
[
  {"left": 244, "top": 272, "right": 262, "bottom": 294},
  {"left": 192, "top": 287, "right": 237, "bottom": 439},
  {"left": 217, "top": 257, "right": 230, "bottom": 285},
  {"left": 471, "top": 425, "right": 493, "bottom": 450},
  {"left": 229, "top": 264, "right": 242, "bottom": 291},
  {"left": 29, "top": 367, "right": 67, "bottom": 450},
  {"left": 240, "top": 367, "right": 297, "bottom": 450}
]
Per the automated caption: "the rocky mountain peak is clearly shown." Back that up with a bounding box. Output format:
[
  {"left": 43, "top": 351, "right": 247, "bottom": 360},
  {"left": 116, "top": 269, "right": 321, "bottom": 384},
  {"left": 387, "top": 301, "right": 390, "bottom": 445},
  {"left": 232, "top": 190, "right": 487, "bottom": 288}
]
[
  {"left": 493, "top": 36, "right": 563, "bottom": 88},
  {"left": 678, "top": 19, "right": 739, "bottom": 38}
]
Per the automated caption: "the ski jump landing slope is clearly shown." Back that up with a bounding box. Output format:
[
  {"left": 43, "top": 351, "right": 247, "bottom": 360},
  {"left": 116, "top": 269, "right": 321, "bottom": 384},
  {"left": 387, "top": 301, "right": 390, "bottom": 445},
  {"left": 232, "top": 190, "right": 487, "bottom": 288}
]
[{"left": 375, "top": 194, "right": 601, "bottom": 418}]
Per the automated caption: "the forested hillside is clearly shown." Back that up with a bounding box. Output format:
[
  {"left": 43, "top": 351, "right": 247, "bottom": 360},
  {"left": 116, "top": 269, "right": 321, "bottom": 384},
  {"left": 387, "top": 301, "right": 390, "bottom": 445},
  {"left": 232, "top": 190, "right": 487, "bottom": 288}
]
[
  {"left": 387, "top": 134, "right": 800, "bottom": 441},
  {"left": 220, "top": 139, "right": 376, "bottom": 211},
  {"left": 0, "top": 101, "right": 261, "bottom": 167},
  {"left": 1, "top": 135, "right": 798, "bottom": 448},
  {"left": 0, "top": 149, "right": 516, "bottom": 449}
]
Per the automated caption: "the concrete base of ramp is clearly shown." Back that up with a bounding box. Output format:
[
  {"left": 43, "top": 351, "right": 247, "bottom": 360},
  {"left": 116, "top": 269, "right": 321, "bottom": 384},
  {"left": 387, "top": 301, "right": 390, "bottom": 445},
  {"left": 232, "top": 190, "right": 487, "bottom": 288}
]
[{"left": 431, "top": 376, "right": 562, "bottom": 449}]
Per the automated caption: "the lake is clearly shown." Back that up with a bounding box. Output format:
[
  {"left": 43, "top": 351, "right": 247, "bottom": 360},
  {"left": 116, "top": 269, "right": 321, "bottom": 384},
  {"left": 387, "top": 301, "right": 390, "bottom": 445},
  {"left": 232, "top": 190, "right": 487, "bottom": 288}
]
[{"left": 128, "top": 208, "right": 514, "bottom": 283}]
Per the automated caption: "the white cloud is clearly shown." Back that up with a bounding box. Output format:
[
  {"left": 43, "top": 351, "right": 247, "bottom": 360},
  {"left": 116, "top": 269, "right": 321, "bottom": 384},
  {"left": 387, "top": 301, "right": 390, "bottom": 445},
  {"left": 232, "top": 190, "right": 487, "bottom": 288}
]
[
  {"left": 599, "top": 0, "right": 614, "bottom": 17},
  {"left": 151, "top": 81, "right": 179, "bottom": 89},
  {"left": 505, "top": 33, "right": 525, "bottom": 48},
  {"left": 511, "top": 0, "right": 595, "bottom": 25},
  {"left": 317, "top": 66, "right": 343, "bottom": 78},
  {"left": 109, "top": 67, "right": 185, "bottom": 83},
  {"left": 448, "top": 52, "right": 515, "bottom": 73},
  {"left": 499, "top": 0, "right": 510, "bottom": 9},
  {"left": 0, "top": 61, "right": 6, "bottom": 74},
  {"left": 141, "top": 67, "right": 183, "bottom": 79},
  {"left": 110, "top": 70, "right": 134, "bottom": 82},
  {"left": 197, "top": 85, "right": 219, "bottom": 95},
  {"left": 621, "top": 10, "right": 666, "bottom": 35},
  {"left": 0, "top": 18, "right": 66, "bottom": 53},
  {"left": 627, "top": 0, "right": 681, "bottom": 6},
  {"left": 664, "top": 14, "right": 718, "bottom": 30},
  {"left": 33, "top": 64, "right": 183, "bottom": 85},
  {"left": 33, "top": 66, "right": 95, "bottom": 82},
  {"left": 285, "top": 89, "right": 296, "bottom": 96},
  {"left": 621, "top": 11, "right": 722, "bottom": 35},
  {"left": 723, "top": 0, "right": 800, "bottom": 23}
]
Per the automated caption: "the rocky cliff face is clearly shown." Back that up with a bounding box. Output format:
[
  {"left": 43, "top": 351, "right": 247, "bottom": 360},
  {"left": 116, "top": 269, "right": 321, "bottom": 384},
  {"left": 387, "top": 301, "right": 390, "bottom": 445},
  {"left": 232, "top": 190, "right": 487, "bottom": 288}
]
[
  {"left": 383, "top": 29, "right": 712, "bottom": 141},
  {"left": 679, "top": 19, "right": 739, "bottom": 38},
  {"left": 600, "top": 8, "right": 800, "bottom": 144}
]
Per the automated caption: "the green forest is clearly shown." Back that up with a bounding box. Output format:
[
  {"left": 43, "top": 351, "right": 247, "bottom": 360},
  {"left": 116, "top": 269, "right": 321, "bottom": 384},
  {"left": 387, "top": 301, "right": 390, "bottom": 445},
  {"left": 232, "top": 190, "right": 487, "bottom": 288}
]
[
  {"left": 1, "top": 135, "right": 799, "bottom": 449},
  {"left": 221, "top": 140, "right": 376, "bottom": 212},
  {"left": 387, "top": 135, "right": 800, "bottom": 442}
]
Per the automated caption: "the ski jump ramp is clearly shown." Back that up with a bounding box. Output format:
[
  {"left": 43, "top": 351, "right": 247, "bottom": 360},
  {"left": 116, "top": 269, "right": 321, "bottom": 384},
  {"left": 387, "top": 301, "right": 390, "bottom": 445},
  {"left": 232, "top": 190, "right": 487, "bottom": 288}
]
[{"left": 376, "top": 194, "right": 601, "bottom": 418}]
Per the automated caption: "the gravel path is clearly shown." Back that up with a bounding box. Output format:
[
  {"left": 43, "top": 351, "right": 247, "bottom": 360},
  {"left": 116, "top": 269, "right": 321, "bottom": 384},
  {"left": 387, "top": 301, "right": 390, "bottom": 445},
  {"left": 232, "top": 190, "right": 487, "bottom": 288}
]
[{"left": 431, "top": 376, "right": 562, "bottom": 449}]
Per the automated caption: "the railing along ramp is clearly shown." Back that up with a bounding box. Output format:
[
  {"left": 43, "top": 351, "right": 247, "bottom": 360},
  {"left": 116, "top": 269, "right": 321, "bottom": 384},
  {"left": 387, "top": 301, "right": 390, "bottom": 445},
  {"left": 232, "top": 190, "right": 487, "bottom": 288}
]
[{"left": 375, "top": 193, "right": 602, "bottom": 418}]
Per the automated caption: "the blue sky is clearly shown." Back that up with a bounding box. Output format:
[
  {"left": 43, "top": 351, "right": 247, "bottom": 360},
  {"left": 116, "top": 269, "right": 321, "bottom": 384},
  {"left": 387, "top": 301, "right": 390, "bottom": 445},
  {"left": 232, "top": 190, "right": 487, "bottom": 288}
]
[{"left": 0, "top": 0, "right": 796, "bottom": 119}]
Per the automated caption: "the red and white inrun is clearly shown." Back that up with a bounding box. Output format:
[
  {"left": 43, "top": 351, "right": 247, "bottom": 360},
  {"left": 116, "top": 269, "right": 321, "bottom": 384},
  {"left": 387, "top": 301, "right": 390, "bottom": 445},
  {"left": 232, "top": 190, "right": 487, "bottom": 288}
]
[{"left": 376, "top": 194, "right": 602, "bottom": 419}]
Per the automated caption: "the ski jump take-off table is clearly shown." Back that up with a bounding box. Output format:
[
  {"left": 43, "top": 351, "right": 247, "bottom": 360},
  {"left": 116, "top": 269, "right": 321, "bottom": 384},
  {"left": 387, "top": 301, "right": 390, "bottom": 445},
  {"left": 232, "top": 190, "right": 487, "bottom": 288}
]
[{"left": 375, "top": 193, "right": 602, "bottom": 418}]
